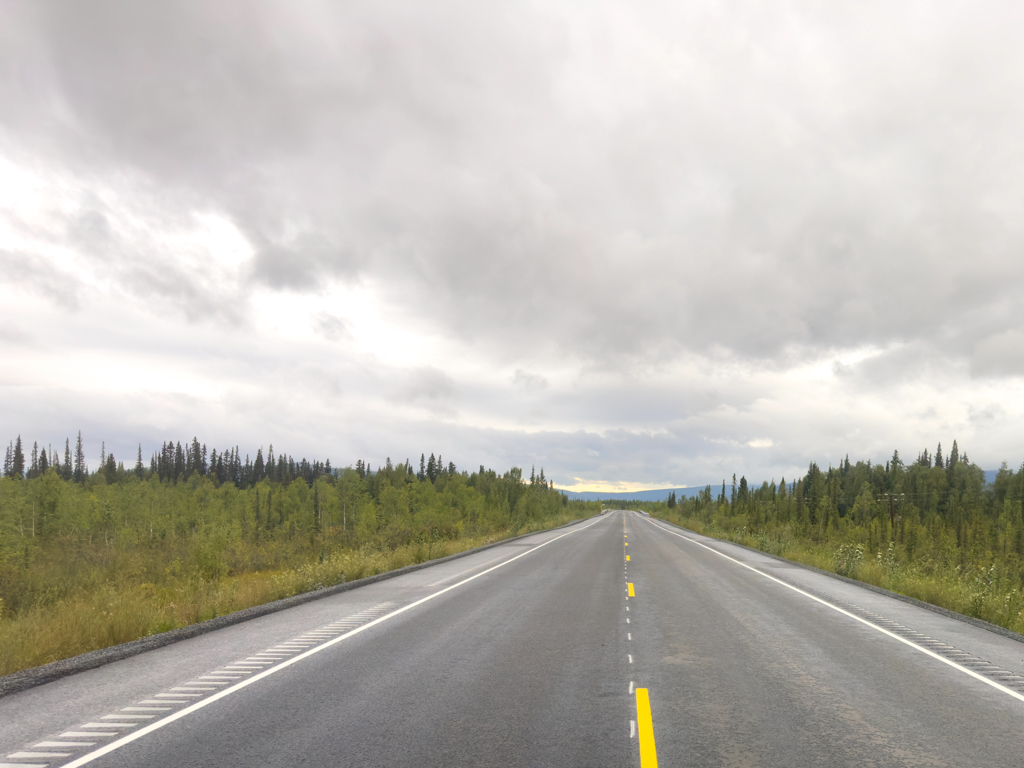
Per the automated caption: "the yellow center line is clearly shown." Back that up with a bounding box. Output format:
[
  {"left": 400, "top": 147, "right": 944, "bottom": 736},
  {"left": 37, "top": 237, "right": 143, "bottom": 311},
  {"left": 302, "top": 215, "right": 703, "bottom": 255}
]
[
  {"left": 636, "top": 689, "right": 659, "bottom": 767},
  {"left": 628, "top": 582, "right": 635, "bottom": 597},
  {"left": 626, "top": 555, "right": 630, "bottom": 561}
]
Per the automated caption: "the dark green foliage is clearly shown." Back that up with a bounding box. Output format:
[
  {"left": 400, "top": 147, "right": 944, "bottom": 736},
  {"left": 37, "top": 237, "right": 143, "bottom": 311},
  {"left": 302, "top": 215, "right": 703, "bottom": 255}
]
[{"left": 12, "top": 437, "right": 24, "bottom": 479}]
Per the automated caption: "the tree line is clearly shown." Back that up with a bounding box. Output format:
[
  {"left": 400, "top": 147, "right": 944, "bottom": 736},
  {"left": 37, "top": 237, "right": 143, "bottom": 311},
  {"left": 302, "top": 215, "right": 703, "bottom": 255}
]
[
  {"left": 2, "top": 433, "right": 534, "bottom": 493},
  {"left": 649, "top": 440, "right": 1024, "bottom": 633},
  {"left": 0, "top": 432, "right": 575, "bottom": 616}
]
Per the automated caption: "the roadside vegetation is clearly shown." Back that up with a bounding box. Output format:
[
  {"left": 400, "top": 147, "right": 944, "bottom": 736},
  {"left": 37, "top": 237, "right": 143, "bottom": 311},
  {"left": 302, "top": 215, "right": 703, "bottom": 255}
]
[
  {"left": 632, "top": 442, "right": 1024, "bottom": 636},
  {"left": 0, "top": 436, "right": 598, "bottom": 676}
]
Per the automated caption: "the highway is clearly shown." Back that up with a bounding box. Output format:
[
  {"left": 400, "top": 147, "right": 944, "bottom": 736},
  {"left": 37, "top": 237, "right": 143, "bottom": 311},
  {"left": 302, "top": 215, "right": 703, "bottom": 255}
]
[{"left": 3, "top": 510, "right": 1024, "bottom": 767}]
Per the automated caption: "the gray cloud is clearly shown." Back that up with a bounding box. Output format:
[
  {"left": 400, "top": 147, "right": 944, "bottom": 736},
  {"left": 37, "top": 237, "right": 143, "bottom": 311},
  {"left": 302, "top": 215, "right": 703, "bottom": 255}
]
[
  {"left": 396, "top": 367, "right": 457, "bottom": 414},
  {"left": 512, "top": 369, "right": 548, "bottom": 391},
  {"left": 312, "top": 312, "right": 350, "bottom": 342},
  {"left": 0, "top": 248, "right": 80, "bottom": 309},
  {"left": 6, "top": 1, "right": 1024, "bottom": 483},
  {"left": 9, "top": 2, "right": 1024, "bottom": 365}
]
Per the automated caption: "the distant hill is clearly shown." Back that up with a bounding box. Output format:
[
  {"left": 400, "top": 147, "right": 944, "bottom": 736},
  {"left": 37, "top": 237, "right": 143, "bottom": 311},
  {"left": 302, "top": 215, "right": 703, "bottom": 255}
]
[
  {"left": 559, "top": 486, "right": 705, "bottom": 502},
  {"left": 563, "top": 469, "right": 1001, "bottom": 503}
]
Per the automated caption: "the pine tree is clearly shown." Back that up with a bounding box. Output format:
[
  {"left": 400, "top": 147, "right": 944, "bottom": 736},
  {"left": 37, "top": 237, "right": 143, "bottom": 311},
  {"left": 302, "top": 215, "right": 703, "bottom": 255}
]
[
  {"left": 254, "top": 448, "right": 265, "bottom": 480},
  {"left": 63, "top": 438, "right": 72, "bottom": 480},
  {"left": 39, "top": 447, "right": 49, "bottom": 474},
  {"left": 419, "top": 453, "right": 426, "bottom": 481},
  {"left": 174, "top": 442, "right": 185, "bottom": 479},
  {"left": 3, "top": 442, "right": 12, "bottom": 477},
  {"left": 190, "top": 437, "right": 203, "bottom": 476},
  {"left": 74, "top": 431, "right": 86, "bottom": 483},
  {"left": 29, "top": 441, "right": 39, "bottom": 478},
  {"left": 135, "top": 445, "right": 144, "bottom": 477},
  {"left": 12, "top": 436, "right": 24, "bottom": 479},
  {"left": 935, "top": 442, "right": 944, "bottom": 469},
  {"left": 427, "top": 454, "right": 437, "bottom": 482}
]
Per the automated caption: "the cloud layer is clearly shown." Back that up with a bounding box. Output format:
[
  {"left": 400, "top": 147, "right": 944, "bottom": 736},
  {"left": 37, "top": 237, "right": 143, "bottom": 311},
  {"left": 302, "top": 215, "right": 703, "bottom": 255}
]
[{"left": 3, "top": 1, "right": 1024, "bottom": 487}]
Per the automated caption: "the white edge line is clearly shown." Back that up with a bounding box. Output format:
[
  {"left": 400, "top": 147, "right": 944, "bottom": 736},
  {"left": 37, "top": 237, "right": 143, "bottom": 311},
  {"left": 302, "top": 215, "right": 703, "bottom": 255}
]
[
  {"left": 641, "top": 515, "right": 1024, "bottom": 704},
  {"left": 60, "top": 517, "right": 602, "bottom": 768}
]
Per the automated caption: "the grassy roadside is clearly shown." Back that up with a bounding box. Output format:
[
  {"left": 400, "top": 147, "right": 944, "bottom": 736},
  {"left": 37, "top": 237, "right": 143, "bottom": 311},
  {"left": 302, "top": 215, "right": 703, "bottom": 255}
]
[
  {"left": 0, "top": 510, "right": 586, "bottom": 677},
  {"left": 653, "top": 513, "right": 1024, "bottom": 636}
]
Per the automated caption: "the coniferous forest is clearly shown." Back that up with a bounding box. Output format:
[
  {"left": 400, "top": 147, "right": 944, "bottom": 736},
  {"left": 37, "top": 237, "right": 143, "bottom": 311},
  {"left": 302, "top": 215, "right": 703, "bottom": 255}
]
[
  {"left": 0, "top": 434, "right": 597, "bottom": 676},
  {"left": 647, "top": 441, "right": 1024, "bottom": 636}
]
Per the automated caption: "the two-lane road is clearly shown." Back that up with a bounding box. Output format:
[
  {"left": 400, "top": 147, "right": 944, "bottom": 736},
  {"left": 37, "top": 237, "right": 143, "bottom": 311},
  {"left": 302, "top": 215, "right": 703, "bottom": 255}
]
[{"left": 3, "top": 510, "right": 1024, "bottom": 767}]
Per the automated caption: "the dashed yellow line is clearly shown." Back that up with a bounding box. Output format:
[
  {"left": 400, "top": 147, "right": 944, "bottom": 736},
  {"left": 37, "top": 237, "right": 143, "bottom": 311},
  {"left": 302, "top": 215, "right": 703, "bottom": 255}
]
[
  {"left": 628, "top": 583, "right": 635, "bottom": 597},
  {"left": 636, "top": 689, "right": 659, "bottom": 767},
  {"left": 626, "top": 555, "right": 630, "bottom": 561}
]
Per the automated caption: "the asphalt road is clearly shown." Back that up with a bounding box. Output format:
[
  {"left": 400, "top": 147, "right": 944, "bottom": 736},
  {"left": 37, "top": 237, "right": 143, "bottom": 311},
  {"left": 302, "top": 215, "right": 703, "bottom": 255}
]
[{"left": 3, "top": 510, "right": 1024, "bottom": 767}]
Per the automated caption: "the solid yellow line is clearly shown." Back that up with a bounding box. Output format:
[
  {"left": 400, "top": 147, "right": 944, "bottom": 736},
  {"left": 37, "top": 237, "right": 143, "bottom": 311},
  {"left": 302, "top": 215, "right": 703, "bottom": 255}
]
[
  {"left": 628, "top": 582, "right": 635, "bottom": 597},
  {"left": 636, "top": 688, "right": 659, "bottom": 767},
  {"left": 626, "top": 555, "right": 630, "bottom": 561}
]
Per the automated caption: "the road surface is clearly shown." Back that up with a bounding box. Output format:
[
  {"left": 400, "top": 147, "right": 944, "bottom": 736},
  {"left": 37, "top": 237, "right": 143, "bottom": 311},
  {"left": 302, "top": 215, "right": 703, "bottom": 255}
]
[{"left": 3, "top": 510, "right": 1024, "bottom": 767}]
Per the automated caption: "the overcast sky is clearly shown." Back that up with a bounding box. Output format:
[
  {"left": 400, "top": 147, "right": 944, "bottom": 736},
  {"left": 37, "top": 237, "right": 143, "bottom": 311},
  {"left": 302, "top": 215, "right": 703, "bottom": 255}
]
[{"left": 3, "top": 1, "right": 1024, "bottom": 491}]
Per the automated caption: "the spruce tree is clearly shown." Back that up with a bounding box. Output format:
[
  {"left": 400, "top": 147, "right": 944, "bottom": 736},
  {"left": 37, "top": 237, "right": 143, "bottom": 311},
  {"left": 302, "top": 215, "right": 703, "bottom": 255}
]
[
  {"left": 935, "top": 442, "right": 944, "bottom": 469},
  {"left": 74, "top": 431, "right": 86, "bottom": 483},
  {"left": 11, "top": 436, "right": 24, "bottom": 479},
  {"left": 63, "top": 438, "right": 72, "bottom": 480},
  {"left": 419, "top": 453, "right": 426, "bottom": 481},
  {"left": 135, "top": 445, "right": 144, "bottom": 477}
]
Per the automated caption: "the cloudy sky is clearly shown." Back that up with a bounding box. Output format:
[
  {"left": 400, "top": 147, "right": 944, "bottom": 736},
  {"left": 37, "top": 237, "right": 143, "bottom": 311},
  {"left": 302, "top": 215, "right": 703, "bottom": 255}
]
[{"left": 3, "top": 1, "right": 1024, "bottom": 491}]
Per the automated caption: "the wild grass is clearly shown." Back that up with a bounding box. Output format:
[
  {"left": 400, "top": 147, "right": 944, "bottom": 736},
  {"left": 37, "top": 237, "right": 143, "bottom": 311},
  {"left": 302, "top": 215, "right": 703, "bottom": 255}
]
[
  {"left": 665, "top": 516, "right": 1024, "bottom": 636},
  {"left": 0, "top": 505, "right": 586, "bottom": 677}
]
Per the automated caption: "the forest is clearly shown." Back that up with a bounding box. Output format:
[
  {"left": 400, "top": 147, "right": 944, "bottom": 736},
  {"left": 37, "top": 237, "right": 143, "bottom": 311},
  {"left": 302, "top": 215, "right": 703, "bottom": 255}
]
[
  {"left": 648, "top": 441, "right": 1024, "bottom": 636},
  {"left": 0, "top": 434, "right": 597, "bottom": 676}
]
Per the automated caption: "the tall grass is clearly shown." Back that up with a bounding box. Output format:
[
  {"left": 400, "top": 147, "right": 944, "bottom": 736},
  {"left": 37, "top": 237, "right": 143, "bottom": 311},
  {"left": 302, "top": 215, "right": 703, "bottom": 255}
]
[
  {"left": 662, "top": 515, "right": 1024, "bottom": 635},
  {"left": 0, "top": 509, "right": 584, "bottom": 676}
]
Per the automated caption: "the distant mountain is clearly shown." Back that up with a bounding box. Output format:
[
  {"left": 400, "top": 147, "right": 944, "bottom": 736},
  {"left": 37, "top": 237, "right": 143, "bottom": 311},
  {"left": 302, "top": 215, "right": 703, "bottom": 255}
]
[
  {"left": 563, "top": 469, "right": 1001, "bottom": 504},
  {"left": 559, "top": 486, "right": 705, "bottom": 502}
]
